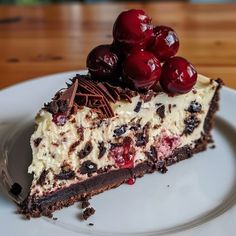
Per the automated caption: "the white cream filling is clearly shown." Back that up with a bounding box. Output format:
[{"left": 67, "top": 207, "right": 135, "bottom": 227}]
[{"left": 29, "top": 74, "right": 218, "bottom": 195}]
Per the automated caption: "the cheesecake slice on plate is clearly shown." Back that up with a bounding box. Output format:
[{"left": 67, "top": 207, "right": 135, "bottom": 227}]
[{"left": 19, "top": 9, "right": 222, "bottom": 218}]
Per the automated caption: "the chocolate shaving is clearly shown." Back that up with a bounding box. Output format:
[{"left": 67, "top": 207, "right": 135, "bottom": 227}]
[{"left": 59, "top": 79, "right": 78, "bottom": 114}]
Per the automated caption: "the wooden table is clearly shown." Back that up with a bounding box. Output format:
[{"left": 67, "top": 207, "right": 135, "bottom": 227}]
[{"left": 0, "top": 3, "right": 236, "bottom": 90}]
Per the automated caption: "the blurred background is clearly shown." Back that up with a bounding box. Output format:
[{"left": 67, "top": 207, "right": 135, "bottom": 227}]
[{"left": 0, "top": 0, "right": 236, "bottom": 4}]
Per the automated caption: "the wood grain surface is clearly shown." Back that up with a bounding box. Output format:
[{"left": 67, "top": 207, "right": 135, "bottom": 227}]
[{"left": 0, "top": 3, "right": 236, "bottom": 89}]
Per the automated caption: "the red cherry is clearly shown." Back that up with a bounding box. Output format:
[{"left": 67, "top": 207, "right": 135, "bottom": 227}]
[
  {"left": 148, "top": 26, "right": 179, "bottom": 62},
  {"left": 160, "top": 56, "right": 197, "bottom": 94},
  {"left": 122, "top": 50, "right": 161, "bottom": 91},
  {"left": 126, "top": 178, "right": 136, "bottom": 185},
  {"left": 86, "top": 44, "right": 120, "bottom": 80},
  {"left": 113, "top": 9, "right": 153, "bottom": 55}
]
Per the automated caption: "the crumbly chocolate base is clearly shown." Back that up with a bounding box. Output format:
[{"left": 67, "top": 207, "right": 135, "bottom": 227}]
[{"left": 19, "top": 80, "right": 221, "bottom": 218}]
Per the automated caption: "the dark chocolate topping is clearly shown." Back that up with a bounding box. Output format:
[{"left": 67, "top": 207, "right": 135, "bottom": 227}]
[{"left": 44, "top": 74, "right": 142, "bottom": 119}]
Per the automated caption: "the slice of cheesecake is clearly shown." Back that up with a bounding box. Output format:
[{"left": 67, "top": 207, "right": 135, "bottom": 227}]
[{"left": 19, "top": 74, "right": 221, "bottom": 217}]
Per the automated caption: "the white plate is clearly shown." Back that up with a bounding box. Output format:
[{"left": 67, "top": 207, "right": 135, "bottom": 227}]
[{"left": 0, "top": 71, "right": 236, "bottom": 236}]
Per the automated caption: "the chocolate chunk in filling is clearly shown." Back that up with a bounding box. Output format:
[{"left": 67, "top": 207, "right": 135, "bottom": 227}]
[
  {"left": 156, "top": 104, "right": 165, "bottom": 119},
  {"left": 145, "top": 146, "right": 157, "bottom": 162},
  {"left": 33, "top": 138, "right": 42, "bottom": 147},
  {"left": 183, "top": 115, "right": 201, "bottom": 135},
  {"left": 56, "top": 167, "right": 75, "bottom": 180},
  {"left": 80, "top": 161, "right": 97, "bottom": 175},
  {"left": 113, "top": 125, "right": 127, "bottom": 137},
  {"left": 134, "top": 101, "right": 142, "bottom": 113},
  {"left": 78, "top": 141, "right": 93, "bottom": 159},
  {"left": 98, "top": 141, "right": 106, "bottom": 159},
  {"left": 135, "top": 123, "right": 150, "bottom": 147},
  {"left": 187, "top": 100, "right": 202, "bottom": 113}
]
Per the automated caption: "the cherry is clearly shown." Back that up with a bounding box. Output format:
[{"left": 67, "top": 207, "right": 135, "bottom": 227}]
[
  {"left": 160, "top": 56, "right": 197, "bottom": 95},
  {"left": 113, "top": 9, "right": 153, "bottom": 55},
  {"left": 86, "top": 44, "right": 119, "bottom": 80},
  {"left": 126, "top": 178, "right": 136, "bottom": 185},
  {"left": 122, "top": 50, "right": 161, "bottom": 91},
  {"left": 148, "top": 26, "right": 179, "bottom": 62}
]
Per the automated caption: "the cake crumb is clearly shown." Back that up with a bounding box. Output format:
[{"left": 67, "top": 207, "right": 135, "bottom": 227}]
[
  {"left": 53, "top": 217, "right": 58, "bottom": 221},
  {"left": 9, "top": 183, "right": 22, "bottom": 196},
  {"left": 82, "top": 207, "right": 95, "bottom": 220},
  {"left": 167, "top": 185, "right": 170, "bottom": 187},
  {"left": 81, "top": 200, "right": 90, "bottom": 209},
  {"left": 209, "top": 144, "right": 216, "bottom": 149},
  {"left": 88, "top": 223, "right": 94, "bottom": 226}
]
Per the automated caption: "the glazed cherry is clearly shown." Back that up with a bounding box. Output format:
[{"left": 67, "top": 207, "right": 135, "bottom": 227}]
[
  {"left": 123, "top": 50, "right": 161, "bottom": 91},
  {"left": 86, "top": 44, "right": 119, "bottom": 80},
  {"left": 113, "top": 9, "right": 153, "bottom": 54},
  {"left": 126, "top": 178, "right": 136, "bottom": 185},
  {"left": 160, "top": 56, "right": 197, "bottom": 95},
  {"left": 148, "top": 26, "right": 179, "bottom": 62}
]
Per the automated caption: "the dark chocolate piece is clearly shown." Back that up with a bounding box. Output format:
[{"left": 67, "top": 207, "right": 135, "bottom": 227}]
[
  {"left": 156, "top": 104, "right": 165, "bottom": 119},
  {"left": 37, "top": 170, "right": 48, "bottom": 186},
  {"left": 78, "top": 141, "right": 93, "bottom": 159},
  {"left": 80, "top": 161, "right": 97, "bottom": 175},
  {"left": 145, "top": 146, "right": 157, "bottom": 162},
  {"left": 113, "top": 125, "right": 127, "bottom": 137},
  {"left": 134, "top": 101, "right": 142, "bottom": 113},
  {"left": 187, "top": 100, "right": 202, "bottom": 113},
  {"left": 82, "top": 207, "right": 95, "bottom": 220},
  {"left": 9, "top": 183, "right": 22, "bottom": 196},
  {"left": 33, "top": 138, "right": 42, "bottom": 147},
  {"left": 135, "top": 123, "right": 150, "bottom": 147},
  {"left": 81, "top": 200, "right": 90, "bottom": 209},
  {"left": 98, "top": 142, "right": 106, "bottom": 159},
  {"left": 183, "top": 115, "right": 201, "bottom": 135},
  {"left": 57, "top": 168, "right": 75, "bottom": 180}
]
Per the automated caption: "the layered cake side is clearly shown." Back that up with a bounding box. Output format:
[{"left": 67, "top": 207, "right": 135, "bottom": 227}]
[{"left": 19, "top": 74, "right": 221, "bottom": 217}]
